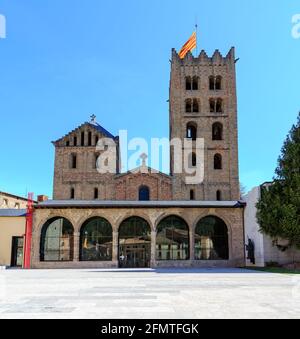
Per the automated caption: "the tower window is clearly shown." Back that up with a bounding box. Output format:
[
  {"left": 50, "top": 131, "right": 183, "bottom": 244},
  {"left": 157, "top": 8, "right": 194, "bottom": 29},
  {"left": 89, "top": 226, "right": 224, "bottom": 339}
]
[
  {"left": 66, "top": 140, "right": 70, "bottom": 147},
  {"left": 186, "top": 77, "right": 192, "bottom": 90},
  {"left": 216, "top": 190, "right": 222, "bottom": 201},
  {"left": 210, "top": 99, "right": 223, "bottom": 113},
  {"left": 71, "top": 154, "right": 77, "bottom": 169},
  {"left": 185, "top": 99, "right": 192, "bottom": 113},
  {"left": 215, "top": 76, "right": 222, "bottom": 90},
  {"left": 214, "top": 154, "right": 222, "bottom": 170},
  {"left": 95, "top": 136, "right": 99, "bottom": 145},
  {"left": 94, "top": 188, "right": 99, "bottom": 200},
  {"left": 81, "top": 132, "right": 85, "bottom": 146},
  {"left": 212, "top": 122, "right": 223, "bottom": 140},
  {"left": 73, "top": 136, "right": 77, "bottom": 146},
  {"left": 88, "top": 131, "right": 92, "bottom": 146},
  {"left": 209, "top": 76, "right": 222, "bottom": 90},
  {"left": 193, "top": 99, "right": 199, "bottom": 113},
  {"left": 192, "top": 76, "right": 199, "bottom": 90},
  {"left": 209, "top": 76, "right": 215, "bottom": 90},
  {"left": 70, "top": 188, "right": 75, "bottom": 200},
  {"left": 186, "top": 99, "right": 200, "bottom": 113},
  {"left": 187, "top": 123, "right": 197, "bottom": 140},
  {"left": 190, "top": 190, "right": 195, "bottom": 201}
]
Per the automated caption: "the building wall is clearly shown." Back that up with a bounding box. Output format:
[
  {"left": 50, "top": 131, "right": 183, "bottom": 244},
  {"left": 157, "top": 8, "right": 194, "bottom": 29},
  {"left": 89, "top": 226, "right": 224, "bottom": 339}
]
[
  {"left": 244, "top": 185, "right": 300, "bottom": 267},
  {"left": 0, "top": 217, "right": 26, "bottom": 266},
  {"left": 114, "top": 172, "right": 172, "bottom": 201},
  {"left": 0, "top": 193, "right": 27, "bottom": 209},
  {"left": 31, "top": 206, "right": 245, "bottom": 269},
  {"left": 169, "top": 48, "right": 240, "bottom": 201},
  {"left": 53, "top": 124, "right": 119, "bottom": 200}
]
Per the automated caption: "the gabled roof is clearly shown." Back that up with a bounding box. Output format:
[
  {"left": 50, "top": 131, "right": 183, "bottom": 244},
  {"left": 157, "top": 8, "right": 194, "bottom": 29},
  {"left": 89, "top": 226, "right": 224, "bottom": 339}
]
[
  {"left": 115, "top": 165, "right": 172, "bottom": 180},
  {"left": 0, "top": 191, "right": 28, "bottom": 202},
  {"left": 53, "top": 121, "right": 117, "bottom": 144}
]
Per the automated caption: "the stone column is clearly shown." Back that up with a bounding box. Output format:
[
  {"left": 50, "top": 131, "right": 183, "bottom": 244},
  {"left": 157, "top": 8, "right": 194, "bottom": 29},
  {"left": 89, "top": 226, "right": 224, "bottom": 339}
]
[
  {"left": 73, "top": 232, "right": 80, "bottom": 262},
  {"left": 112, "top": 231, "right": 119, "bottom": 266},
  {"left": 189, "top": 228, "right": 195, "bottom": 261},
  {"left": 150, "top": 231, "right": 156, "bottom": 268}
]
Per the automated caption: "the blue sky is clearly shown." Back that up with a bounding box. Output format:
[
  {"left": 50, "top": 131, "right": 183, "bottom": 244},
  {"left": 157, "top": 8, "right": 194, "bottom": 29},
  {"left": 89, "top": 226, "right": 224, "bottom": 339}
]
[{"left": 0, "top": 0, "right": 299, "bottom": 199}]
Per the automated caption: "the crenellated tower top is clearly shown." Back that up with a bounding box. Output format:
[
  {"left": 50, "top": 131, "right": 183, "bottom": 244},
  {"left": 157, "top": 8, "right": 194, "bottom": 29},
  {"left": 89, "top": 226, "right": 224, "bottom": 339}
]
[{"left": 171, "top": 47, "right": 236, "bottom": 66}]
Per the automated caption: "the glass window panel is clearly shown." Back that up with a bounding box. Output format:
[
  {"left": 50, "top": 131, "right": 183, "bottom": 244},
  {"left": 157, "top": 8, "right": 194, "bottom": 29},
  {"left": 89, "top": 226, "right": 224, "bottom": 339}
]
[
  {"left": 40, "top": 218, "right": 74, "bottom": 262},
  {"left": 195, "top": 216, "right": 229, "bottom": 260},
  {"left": 80, "top": 217, "right": 113, "bottom": 261},
  {"left": 156, "top": 216, "right": 189, "bottom": 260}
]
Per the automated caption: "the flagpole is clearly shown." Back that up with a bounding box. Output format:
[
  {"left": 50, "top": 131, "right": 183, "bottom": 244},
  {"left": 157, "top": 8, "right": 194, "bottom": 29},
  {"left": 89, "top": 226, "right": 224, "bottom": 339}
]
[{"left": 195, "top": 20, "right": 198, "bottom": 56}]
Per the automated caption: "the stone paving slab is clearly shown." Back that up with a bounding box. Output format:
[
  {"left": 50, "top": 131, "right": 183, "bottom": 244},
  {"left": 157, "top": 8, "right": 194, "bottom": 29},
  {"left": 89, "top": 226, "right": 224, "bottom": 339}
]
[{"left": 0, "top": 268, "right": 299, "bottom": 319}]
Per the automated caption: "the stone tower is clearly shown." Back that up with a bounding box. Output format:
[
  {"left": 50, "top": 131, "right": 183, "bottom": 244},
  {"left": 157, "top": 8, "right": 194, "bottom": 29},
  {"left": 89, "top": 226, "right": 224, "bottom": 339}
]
[{"left": 169, "top": 47, "right": 240, "bottom": 201}]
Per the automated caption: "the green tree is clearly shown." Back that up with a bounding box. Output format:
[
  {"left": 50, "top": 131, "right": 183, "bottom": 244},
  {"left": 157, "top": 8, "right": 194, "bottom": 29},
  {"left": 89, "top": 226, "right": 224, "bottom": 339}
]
[{"left": 257, "top": 112, "right": 300, "bottom": 249}]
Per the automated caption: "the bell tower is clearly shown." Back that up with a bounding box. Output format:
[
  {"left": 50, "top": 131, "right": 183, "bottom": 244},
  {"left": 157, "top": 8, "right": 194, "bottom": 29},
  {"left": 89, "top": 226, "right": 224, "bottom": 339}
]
[{"left": 169, "top": 47, "right": 240, "bottom": 201}]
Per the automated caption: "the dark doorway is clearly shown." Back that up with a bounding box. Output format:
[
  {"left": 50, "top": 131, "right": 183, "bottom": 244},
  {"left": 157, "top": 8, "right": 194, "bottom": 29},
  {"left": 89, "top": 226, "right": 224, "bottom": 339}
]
[
  {"left": 11, "top": 237, "right": 24, "bottom": 267},
  {"left": 119, "top": 217, "right": 151, "bottom": 268}
]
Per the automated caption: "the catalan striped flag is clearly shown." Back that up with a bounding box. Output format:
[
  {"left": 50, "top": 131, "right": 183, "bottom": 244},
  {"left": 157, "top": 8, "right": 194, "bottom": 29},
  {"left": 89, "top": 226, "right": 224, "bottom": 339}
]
[{"left": 179, "top": 32, "right": 197, "bottom": 59}]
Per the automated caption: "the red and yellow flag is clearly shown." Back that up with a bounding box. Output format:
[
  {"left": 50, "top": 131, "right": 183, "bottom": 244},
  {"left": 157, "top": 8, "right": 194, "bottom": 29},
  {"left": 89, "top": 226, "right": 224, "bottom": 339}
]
[{"left": 179, "top": 32, "right": 197, "bottom": 59}]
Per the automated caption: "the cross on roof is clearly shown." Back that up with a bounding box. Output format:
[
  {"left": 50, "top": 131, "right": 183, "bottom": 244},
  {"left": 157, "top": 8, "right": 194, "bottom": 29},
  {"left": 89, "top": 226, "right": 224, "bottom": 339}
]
[
  {"left": 90, "top": 114, "right": 96, "bottom": 123},
  {"left": 140, "top": 153, "right": 148, "bottom": 167}
]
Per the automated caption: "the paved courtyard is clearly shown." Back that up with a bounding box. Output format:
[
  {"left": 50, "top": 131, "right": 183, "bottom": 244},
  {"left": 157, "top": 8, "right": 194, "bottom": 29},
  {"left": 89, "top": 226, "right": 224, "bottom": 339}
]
[{"left": 0, "top": 268, "right": 299, "bottom": 319}]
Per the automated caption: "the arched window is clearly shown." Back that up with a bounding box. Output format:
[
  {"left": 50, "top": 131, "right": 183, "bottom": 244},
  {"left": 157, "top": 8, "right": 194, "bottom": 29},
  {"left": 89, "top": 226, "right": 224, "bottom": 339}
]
[
  {"left": 210, "top": 99, "right": 223, "bottom": 113},
  {"left": 215, "top": 76, "right": 222, "bottom": 90},
  {"left": 70, "top": 188, "right": 75, "bottom": 199},
  {"left": 216, "top": 190, "right": 222, "bottom": 201},
  {"left": 80, "top": 217, "right": 112, "bottom": 261},
  {"left": 88, "top": 131, "right": 92, "bottom": 146},
  {"left": 190, "top": 190, "right": 195, "bottom": 201},
  {"left": 216, "top": 98, "right": 223, "bottom": 113},
  {"left": 185, "top": 99, "right": 192, "bottom": 113},
  {"left": 209, "top": 99, "right": 215, "bottom": 112},
  {"left": 193, "top": 99, "right": 199, "bottom": 112},
  {"left": 186, "top": 76, "right": 192, "bottom": 90},
  {"left": 209, "top": 76, "right": 222, "bottom": 90},
  {"left": 156, "top": 216, "right": 189, "bottom": 261},
  {"left": 139, "top": 186, "right": 150, "bottom": 201},
  {"left": 209, "top": 76, "right": 215, "bottom": 90},
  {"left": 186, "top": 123, "right": 197, "bottom": 140},
  {"left": 212, "top": 122, "right": 223, "bottom": 140},
  {"left": 73, "top": 136, "right": 77, "bottom": 146},
  {"left": 71, "top": 154, "right": 77, "bottom": 169},
  {"left": 195, "top": 216, "right": 229, "bottom": 260},
  {"left": 40, "top": 217, "right": 74, "bottom": 262},
  {"left": 81, "top": 131, "right": 85, "bottom": 146},
  {"left": 95, "top": 136, "right": 99, "bottom": 145},
  {"left": 94, "top": 188, "right": 99, "bottom": 200},
  {"left": 214, "top": 154, "right": 222, "bottom": 170},
  {"left": 66, "top": 140, "right": 70, "bottom": 147},
  {"left": 192, "top": 76, "right": 199, "bottom": 90},
  {"left": 119, "top": 217, "right": 151, "bottom": 268}
]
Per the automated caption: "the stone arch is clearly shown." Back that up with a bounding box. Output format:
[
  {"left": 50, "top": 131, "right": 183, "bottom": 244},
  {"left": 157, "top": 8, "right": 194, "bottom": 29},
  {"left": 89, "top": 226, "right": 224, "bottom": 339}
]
[
  {"left": 156, "top": 215, "right": 190, "bottom": 261},
  {"left": 193, "top": 214, "right": 231, "bottom": 260},
  {"left": 40, "top": 216, "right": 74, "bottom": 262},
  {"left": 79, "top": 216, "right": 113, "bottom": 262},
  {"left": 116, "top": 212, "right": 154, "bottom": 232}
]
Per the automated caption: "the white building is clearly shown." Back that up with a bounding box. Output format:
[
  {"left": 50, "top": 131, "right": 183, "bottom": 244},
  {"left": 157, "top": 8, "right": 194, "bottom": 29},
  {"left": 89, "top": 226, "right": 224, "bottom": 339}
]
[{"left": 244, "top": 184, "right": 300, "bottom": 267}]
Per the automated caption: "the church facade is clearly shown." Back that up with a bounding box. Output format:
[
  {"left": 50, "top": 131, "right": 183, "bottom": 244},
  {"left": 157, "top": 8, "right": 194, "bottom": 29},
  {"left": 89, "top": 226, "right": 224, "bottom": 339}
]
[{"left": 30, "top": 47, "right": 246, "bottom": 269}]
